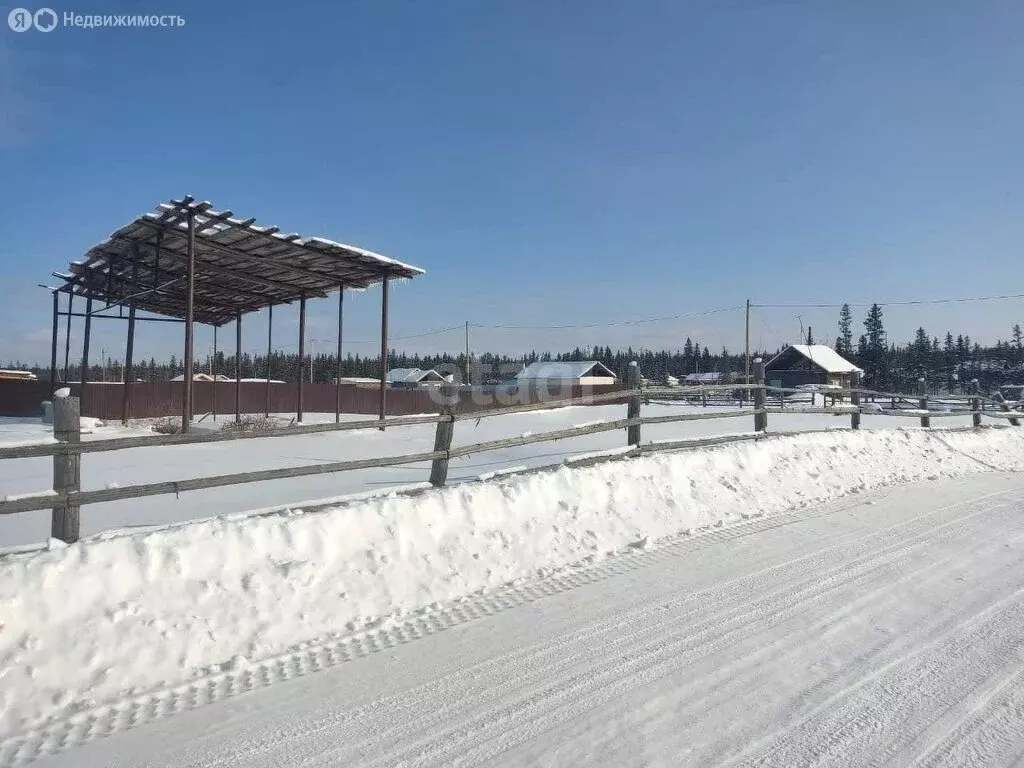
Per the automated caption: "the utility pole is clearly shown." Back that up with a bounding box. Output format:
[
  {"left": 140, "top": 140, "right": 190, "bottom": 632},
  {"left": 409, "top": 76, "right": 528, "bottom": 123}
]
[
  {"left": 744, "top": 298, "right": 751, "bottom": 403},
  {"left": 465, "top": 321, "right": 470, "bottom": 385}
]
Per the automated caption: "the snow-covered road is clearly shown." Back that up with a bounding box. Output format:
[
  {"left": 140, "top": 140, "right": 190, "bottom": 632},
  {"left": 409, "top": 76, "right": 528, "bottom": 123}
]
[{"left": 24, "top": 472, "right": 1024, "bottom": 767}]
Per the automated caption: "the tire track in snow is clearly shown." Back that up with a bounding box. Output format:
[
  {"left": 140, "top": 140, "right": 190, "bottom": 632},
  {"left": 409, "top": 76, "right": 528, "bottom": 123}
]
[
  {"left": 734, "top": 587, "right": 1024, "bottom": 768},
  {"left": 0, "top": 492, "right": 890, "bottom": 765},
  {"left": 342, "top": 497, "right": 1017, "bottom": 768},
  {"left": 2, "top": 484, "right": 1020, "bottom": 766},
  {"left": 193, "top": 490, "right": 1022, "bottom": 768},
  {"left": 722, "top": 525, "right": 1024, "bottom": 768},
  {"left": 910, "top": 664, "right": 1024, "bottom": 768}
]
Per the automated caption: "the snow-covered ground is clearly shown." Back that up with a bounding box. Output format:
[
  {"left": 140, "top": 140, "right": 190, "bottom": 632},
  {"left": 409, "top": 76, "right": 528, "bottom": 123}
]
[
  {"left": 1, "top": 424, "right": 1023, "bottom": 758},
  {"left": 0, "top": 404, "right": 983, "bottom": 547},
  {"left": 5, "top": 469, "right": 1024, "bottom": 766}
]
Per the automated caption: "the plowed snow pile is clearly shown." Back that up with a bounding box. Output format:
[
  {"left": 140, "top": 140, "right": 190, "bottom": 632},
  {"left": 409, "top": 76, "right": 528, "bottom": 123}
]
[{"left": 2, "top": 427, "right": 1023, "bottom": 737}]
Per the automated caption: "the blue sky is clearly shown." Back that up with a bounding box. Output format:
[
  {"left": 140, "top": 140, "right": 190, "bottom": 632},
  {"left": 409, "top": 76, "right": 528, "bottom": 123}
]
[{"left": 2, "top": 1, "right": 1024, "bottom": 365}]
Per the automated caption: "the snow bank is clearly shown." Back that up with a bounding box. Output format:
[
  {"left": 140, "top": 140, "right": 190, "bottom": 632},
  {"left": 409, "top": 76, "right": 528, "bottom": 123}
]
[{"left": 2, "top": 427, "right": 1024, "bottom": 736}]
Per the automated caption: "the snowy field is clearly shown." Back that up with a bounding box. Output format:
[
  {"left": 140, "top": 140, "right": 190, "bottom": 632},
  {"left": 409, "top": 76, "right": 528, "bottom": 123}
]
[
  {"left": 15, "top": 472, "right": 1024, "bottom": 768},
  {"left": 1, "top": 424, "right": 1024, "bottom": 764},
  {"left": 0, "top": 403, "right": 982, "bottom": 548}
]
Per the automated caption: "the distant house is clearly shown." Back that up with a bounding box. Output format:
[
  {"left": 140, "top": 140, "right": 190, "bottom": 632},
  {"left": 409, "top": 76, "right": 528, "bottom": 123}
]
[
  {"left": 515, "top": 361, "right": 618, "bottom": 387},
  {"left": 0, "top": 369, "right": 38, "bottom": 382},
  {"left": 334, "top": 376, "right": 380, "bottom": 386},
  {"left": 683, "top": 372, "right": 723, "bottom": 385},
  {"left": 385, "top": 368, "right": 449, "bottom": 387},
  {"left": 765, "top": 344, "right": 862, "bottom": 390},
  {"left": 171, "top": 374, "right": 283, "bottom": 383}
]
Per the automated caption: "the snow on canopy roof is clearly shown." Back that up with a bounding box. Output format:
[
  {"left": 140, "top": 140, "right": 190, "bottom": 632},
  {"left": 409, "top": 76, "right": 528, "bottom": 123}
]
[
  {"left": 768, "top": 344, "right": 863, "bottom": 374},
  {"left": 385, "top": 368, "right": 445, "bottom": 384},
  {"left": 56, "top": 196, "right": 424, "bottom": 326},
  {"left": 516, "top": 361, "right": 618, "bottom": 380},
  {"left": 683, "top": 372, "right": 722, "bottom": 382}
]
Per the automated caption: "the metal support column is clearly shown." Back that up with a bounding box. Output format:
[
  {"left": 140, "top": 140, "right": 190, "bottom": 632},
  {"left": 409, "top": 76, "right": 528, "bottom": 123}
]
[
  {"left": 235, "top": 312, "right": 242, "bottom": 423},
  {"left": 378, "top": 273, "right": 390, "bottom": 429},
  {"left": 181, "top": 210, "right": 196, "bottom": 433},
  {"left": 212, "top": 324, "right": 218, "bottom": 421},
  {"left": 63, "top": 292, "right": 73, "bottom": 382},
  {"left": 265, "top": 304, "right": 273, "bottom": 417},
  {"left": 122, "top": 303, "right": 137, "bottom": 424},
  {"left": 80, "top": 295, "right": 93, "bottom": 404},
  {"left": 336, "top": 285, "right": 344, "bottom": 423},
  {"left": 49, "top": 291, "right": 58, "bottom": 396},
  {"left": 297, "top": 294, "right": 306, "bottom": 423},
  {"left": 121, "top": 251, "right": 139, "bottom": 425}
]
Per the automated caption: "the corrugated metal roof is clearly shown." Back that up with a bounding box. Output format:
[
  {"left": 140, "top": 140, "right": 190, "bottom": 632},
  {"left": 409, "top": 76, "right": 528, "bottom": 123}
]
[
  {"left": 769, "top": 345, "right": 863, "bottom": 374},
  {"left": 57, "top": 196, "right": 425, "bottom": 326},
  {"left": 515, "top": 361, "right": 617, "bottom": 380}
]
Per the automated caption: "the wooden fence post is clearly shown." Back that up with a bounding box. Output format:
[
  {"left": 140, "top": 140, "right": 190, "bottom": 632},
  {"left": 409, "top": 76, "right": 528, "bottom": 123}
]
[
  {"left": 999, "top": 396, "right": 1020, "bottom": 427},
  {"left": 970, "top": 378, "right": 981, "bottom": 428},
  {"left": 753, "top": 359, "right": 767, "bottom": 432},
  {"left": 429, "top": 382, "right": 458, "bottom": 487},
  {"left": 627, "top": 361, "right": 641, "bottom": 447},
  {"left": 918, "top": 377, "right": 930, "bottom": 428},
  {"left": 51, "top": 393, "right": 81, "bottom": 543},
  {"left": 850, "top": 371, "right": 861, "bottom": 430}
]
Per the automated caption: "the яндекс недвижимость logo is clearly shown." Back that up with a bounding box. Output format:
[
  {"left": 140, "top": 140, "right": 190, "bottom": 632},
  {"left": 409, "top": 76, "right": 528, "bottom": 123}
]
[
  {"left": 7, "top": 8, "right": 183, "bottom": 31},
  {"left": 8, "top": 7, "right": 57, "bottom": 32}
]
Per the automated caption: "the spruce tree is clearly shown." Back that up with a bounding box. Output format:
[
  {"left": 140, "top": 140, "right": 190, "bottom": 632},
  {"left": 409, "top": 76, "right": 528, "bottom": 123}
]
[{"left": 836, "top": 303, "right": 853, "bottom": 355}]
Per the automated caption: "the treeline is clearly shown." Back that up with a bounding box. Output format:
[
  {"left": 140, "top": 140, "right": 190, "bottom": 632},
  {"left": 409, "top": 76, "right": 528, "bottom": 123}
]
[
  {"left": 831, "top": 302, "right": 1023, "bottom": 393},
  {"left": 9, "top": 340, "right": 755, "bottom": 386},
  {"left": 8, "top": 305, "right": 1023, "bottom": 394}
]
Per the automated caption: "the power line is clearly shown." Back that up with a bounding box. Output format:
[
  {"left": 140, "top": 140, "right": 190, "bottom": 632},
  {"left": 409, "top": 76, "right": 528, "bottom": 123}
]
[
  {"left": 321, "top": 306, "right": 745, "bottom": 349},
  {"left": 337, "top": 324, "right": 464, "bottom": 345},
  {"left": 752, "top": 292, "right": 1024, "bottom": 309},
  {"left": 475, "top": 305, "right": 743, "bottom": 330}
]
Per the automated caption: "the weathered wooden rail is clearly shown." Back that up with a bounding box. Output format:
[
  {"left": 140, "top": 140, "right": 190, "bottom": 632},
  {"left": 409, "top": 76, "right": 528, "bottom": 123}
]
[{"left": 0, "top": 358, "right": 1018, "bottom": 543}]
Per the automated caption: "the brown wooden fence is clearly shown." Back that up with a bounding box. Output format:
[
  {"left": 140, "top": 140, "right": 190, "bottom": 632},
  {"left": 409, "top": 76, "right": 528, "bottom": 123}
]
[
  {"left": 0, "top": 380, "right": 626, "bottom": 420},
  {"left": 5, "top": 360, "right": 1022, "bottom": 545},
  {"left": 0, "top": 380, "right": 51, "bottom": 418}
]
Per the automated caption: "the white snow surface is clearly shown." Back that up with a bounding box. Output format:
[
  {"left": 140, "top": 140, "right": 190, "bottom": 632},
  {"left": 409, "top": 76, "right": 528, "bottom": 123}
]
[
  {"left": 1, "top": 426, "right": 1024, "bottom": 742},
  {"left": 8, "top": 472, "right": 1024, "bottom": 767}
]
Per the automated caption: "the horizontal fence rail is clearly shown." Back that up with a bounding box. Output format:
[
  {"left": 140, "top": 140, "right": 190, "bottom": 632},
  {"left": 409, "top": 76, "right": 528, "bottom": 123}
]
[
  {"left": 1, "top": 366, "right": 1019, "bottom": 543},
  {"left": 0, "top": 413, "right": 451, "bottom": 461},
  {"left": 765, "top": 384, "right": 1020, "bottom": 407},
  {"left": 0, "top": 449, "right": 450, "bottom": 516},
  {"left": 639, "top": 409, "right": 760, "bottom": 425}
]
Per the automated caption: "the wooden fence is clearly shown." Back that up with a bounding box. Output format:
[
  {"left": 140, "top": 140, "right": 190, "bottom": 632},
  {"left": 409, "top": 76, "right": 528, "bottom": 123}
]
[
  {"left": 1, "top": 361, "right": 1022, "bottom": 544},
  {"left": 0, "top": 380, "right": 626, "bottom": 420},
  {"left": 0, "top": 379, "right": 51, "bottom": 417}
]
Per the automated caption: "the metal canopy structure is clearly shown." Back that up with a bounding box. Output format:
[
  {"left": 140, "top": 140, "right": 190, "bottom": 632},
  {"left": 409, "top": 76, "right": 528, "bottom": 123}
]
[
  {"left": 49, "top": 196, "right": 426, "bottom": 432},
  {"left": 55, "top": 196, "right": 423, "bottom": 326}
]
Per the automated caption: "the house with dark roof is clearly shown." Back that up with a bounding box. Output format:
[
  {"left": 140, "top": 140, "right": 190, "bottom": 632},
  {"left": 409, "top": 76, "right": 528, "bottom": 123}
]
[{"left": 765, "top": 344, "right": 862, "bottom": 390}]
